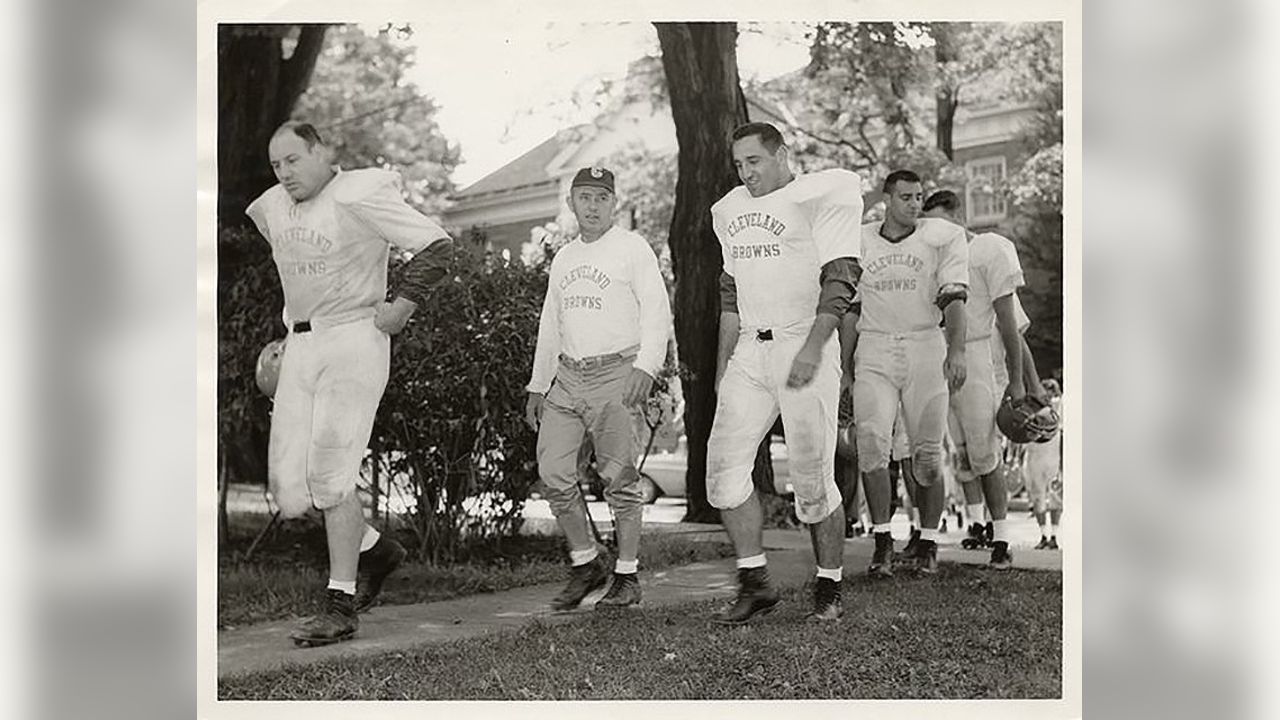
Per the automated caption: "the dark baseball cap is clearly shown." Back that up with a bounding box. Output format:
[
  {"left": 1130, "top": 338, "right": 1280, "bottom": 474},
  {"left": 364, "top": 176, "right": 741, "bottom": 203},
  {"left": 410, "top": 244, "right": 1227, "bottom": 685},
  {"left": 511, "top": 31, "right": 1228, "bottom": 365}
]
[{"left": 571, "top": 166, "right": 615, "bottom": 193}]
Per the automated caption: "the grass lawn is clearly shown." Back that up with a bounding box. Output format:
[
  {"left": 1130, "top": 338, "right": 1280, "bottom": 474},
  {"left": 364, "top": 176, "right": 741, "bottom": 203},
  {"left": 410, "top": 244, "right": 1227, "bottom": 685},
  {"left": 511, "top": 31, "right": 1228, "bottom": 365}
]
[
  {"left": 218, "top": 516, "right": 735, "bottom": 629},
  {"left": 219, "top": 563, "right": 1061, "bottom": 700}
]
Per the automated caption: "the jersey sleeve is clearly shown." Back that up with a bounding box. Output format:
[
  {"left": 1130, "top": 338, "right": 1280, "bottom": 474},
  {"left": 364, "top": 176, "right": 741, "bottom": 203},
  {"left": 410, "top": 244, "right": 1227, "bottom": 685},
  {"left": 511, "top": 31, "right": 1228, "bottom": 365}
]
[
  {"left": 527, "top": 255, "right": 564, "bottom": 394},
  {"left": 630, "top": 235, "right": 674, "bottom": 379},
  {"left": 335, "top": 169, "right": 450, "bottom": 253},
  {"left": 987, "top": 236, "right": 1025, "bottom": 300},
  {"left": 244, "top": 188, "right": 280, "bottom": 245},
  {"left": 936, "top": 223, "right": 970, "bottom": 290},
  {"left": 808, "top": 170, "right": 864, "bottom": 266}
]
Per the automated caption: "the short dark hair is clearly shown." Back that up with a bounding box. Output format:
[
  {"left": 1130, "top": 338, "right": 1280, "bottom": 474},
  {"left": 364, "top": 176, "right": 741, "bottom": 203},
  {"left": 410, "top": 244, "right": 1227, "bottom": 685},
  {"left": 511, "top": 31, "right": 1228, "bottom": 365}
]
[
  {"left": 923, "top": 189, "right": 961, "bottom": 213},
  {"left": 731, "top": 122, "right": 786, "bottom": 153},
  {"left": 272, "top": 121, "right": 327, "bottom": 150},
  {"left": 882, "top": 169, "right": 921, "bottom": 194}
]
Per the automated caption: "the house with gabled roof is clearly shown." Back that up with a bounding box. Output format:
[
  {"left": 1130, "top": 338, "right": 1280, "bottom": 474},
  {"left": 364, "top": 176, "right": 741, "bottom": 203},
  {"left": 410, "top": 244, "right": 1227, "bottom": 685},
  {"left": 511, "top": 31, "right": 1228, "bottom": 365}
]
[
  {"left": 442, "top": 87, "right": 790, "bottom": 259},
  {"left": 443, "top": 65, "right": 1040, "bottom": 259}
]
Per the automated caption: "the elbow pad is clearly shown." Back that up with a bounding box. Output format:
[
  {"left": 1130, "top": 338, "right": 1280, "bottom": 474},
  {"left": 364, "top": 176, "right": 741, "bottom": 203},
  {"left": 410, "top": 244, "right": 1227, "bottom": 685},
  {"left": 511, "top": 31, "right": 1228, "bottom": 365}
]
[
  {"left": 816, "top": 258, "right": 861, "bottom": 317},
  {"left": 935, "top": 283, "right": 968, "bottom": 311},
  {"left": 396, "top": 238, "right": 454, "bottom": 307}
]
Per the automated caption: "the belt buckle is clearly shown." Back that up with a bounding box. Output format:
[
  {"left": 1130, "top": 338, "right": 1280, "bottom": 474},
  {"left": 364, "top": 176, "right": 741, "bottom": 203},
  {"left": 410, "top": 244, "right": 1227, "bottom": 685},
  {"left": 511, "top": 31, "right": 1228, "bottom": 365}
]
[
  {"left": 756, "top": 328, "right": 773, "bottom": 342},
  {"left": 293, "top": 320, "right": 312, "bottom": 333}
]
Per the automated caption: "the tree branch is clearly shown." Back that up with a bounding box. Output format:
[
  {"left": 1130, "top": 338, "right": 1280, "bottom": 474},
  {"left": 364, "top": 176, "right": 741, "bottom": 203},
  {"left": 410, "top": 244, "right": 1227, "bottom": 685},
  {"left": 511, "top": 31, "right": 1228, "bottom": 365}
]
[
  {"left": 786, "top": 118, "right": 879, "bottom": 166},
  {"left": 855, "top": 115, "right": 880, "bottom": 165}
]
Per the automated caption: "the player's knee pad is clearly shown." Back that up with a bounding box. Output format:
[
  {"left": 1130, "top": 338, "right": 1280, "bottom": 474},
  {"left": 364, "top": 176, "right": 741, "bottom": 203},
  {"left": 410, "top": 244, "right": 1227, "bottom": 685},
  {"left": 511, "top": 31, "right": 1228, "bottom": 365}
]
[
  {"left": 707, "top": 472, "right": 753, "bottom": 511},
  {"left": 912, "top": 443, "right": 944, "bottom": 487},
  {"left": 793, "top": 481, "right": 842, "bottom": 525},
  {"left": 265, "top": 476, "right": 313, "bottom": 519},
  {"left": 310, "top": 484, "right": 357, "bottom": 513},
  {"left": 855, "top": 426, "right": 891, "bottom": 473},
  {"left": 966, "top": 440, "right": 1000, "bottom": 477},
  {"left": 307, "top": 446, "right": 363, "bottom": 510},
  {"left": 971, "top": 455, "right": 1000, "bottom": 477}
]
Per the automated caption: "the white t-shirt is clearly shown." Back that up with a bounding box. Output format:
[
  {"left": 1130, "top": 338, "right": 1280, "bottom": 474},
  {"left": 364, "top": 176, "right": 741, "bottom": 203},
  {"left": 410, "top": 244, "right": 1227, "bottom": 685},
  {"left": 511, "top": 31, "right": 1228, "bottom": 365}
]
[
  {"left": 711, "top": 169, "right": 863, "bottom": 330},
  {"left": 246, "top": 168, "right": 449, "bottom": 324},
  {"left": 527, "top": 225, "right": 673, "bottom": 394},
  {"left": 856, "top": 218, "right": 969, "bottom": 334},
  {"left": 965, "top": 231, "right": 1025, "bottom": 341}
]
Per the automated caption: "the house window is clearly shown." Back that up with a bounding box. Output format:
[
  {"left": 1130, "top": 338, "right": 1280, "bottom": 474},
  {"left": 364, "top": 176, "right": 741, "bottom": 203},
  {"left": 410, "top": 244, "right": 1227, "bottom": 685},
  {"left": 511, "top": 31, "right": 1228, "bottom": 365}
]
[{"left": 965, "top": 156, "right": 1007, "bottom": 225}]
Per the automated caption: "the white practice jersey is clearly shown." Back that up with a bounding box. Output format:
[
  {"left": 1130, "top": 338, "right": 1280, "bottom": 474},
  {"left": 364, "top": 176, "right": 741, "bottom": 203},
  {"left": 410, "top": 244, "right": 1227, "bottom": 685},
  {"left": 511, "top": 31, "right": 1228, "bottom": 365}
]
[
  {"left": 246, "top": 168, "right": 449, "bottom": 324},
  {"left": 965, "top": 231, "right": 1025, "bottom": 341},
  {"left": 711, "top": 169, "right": 863, "bottom": 330},
  {"left": 527, "top": 225, "right": 673, "bottom": 394},
  {"left": 857, "top": 218, "right": 969, "bottom": 334}
]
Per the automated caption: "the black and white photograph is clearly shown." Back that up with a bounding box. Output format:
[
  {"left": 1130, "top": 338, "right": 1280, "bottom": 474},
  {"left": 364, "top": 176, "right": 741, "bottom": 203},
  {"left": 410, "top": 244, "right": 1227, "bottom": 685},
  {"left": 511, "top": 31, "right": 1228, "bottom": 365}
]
[{"left": 204, "top": 4, "right": 1078, "bottom": 712}]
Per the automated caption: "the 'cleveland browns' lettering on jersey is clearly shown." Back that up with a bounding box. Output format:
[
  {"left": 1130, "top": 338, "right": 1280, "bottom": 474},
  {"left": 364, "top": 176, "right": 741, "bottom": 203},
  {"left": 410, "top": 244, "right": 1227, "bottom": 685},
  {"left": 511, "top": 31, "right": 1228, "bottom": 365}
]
[
  {"left": 857, "top": 217, "right": 969, "bottom": 334},
  {"left": 711, "top": 169, "right": 863, "bottom": 329},
  {"left": 246, "top": 168, "right": 448, "bottom": 324}
]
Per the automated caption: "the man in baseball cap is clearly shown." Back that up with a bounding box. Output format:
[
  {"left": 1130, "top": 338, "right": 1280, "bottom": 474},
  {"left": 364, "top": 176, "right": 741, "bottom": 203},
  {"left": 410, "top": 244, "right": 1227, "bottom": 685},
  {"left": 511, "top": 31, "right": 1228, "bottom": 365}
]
[
  {"left": 526, "top": 163, "right": 672, "bottom": 612},
  {"left": 572, "top": 164, "right": 615, "bottom": 192}
]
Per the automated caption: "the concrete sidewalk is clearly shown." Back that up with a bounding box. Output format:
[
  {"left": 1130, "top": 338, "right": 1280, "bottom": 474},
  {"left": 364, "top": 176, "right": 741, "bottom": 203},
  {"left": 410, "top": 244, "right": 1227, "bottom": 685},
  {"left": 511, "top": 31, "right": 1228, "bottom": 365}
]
[{"left": 217, "top": 525, "right": 1062, "bottom": 680}]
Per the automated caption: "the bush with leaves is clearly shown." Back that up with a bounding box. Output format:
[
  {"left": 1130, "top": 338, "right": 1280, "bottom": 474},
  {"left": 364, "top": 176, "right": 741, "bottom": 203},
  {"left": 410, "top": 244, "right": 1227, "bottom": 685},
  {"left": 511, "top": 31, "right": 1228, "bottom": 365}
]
[
  {"left": 372, "top": 242, "right": 546, "bottom": 563},
  {"left": 1000, "top": 142, "right": 1063, "bottom": 377},
  {"left": 218, "top": 225, "right": 286, "bottom": 491}
]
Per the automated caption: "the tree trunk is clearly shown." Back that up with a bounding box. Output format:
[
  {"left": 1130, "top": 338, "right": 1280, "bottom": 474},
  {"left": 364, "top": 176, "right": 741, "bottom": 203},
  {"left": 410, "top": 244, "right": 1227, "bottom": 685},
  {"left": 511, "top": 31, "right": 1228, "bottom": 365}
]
[
  {"left": 932, "top": 22, "right": 961, "bottom": 161},
  {"left": 218, "top": 450, "right": 230, "bottom": 546},
  {"left": 218, "top": 24, "right": 328, "bottom": 225},
  {"left": 936, "top": 91, "right": 957, "bottom": 161},
  {"left": 654, "top": 23, "right": 750, "bottom": 523}
]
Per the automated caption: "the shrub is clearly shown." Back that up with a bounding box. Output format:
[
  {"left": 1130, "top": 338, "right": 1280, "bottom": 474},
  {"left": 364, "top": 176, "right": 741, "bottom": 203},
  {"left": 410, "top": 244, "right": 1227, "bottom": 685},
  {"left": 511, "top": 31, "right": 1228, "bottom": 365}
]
[
  {"left": 1000, "top": 142, "right": 1063, "bottom": 377},
  {"left": 217, "top": 225, "right": 283, "bottom": 490},
  {"left": 374, "top": 241, "right": 546, "bottom": 562},
  {"left": 216, "top": 225, "right": 549, "bottom": 563}
]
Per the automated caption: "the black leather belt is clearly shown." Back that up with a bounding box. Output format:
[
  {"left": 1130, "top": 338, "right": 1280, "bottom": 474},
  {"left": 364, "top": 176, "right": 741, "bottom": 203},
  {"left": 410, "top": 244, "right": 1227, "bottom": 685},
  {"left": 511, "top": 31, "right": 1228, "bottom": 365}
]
[
  {"left": 756, "top": 329, "right": 773, "bottom": 342},
  {"left": 292, "top": 321, "right": 312, "bottom": 333}
]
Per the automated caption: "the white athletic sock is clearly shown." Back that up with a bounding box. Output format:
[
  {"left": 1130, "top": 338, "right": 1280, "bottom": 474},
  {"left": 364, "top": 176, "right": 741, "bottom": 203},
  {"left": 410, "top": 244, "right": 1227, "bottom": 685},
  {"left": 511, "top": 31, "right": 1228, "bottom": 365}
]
[
  {"left": 919, "top": 528, "right": 940, "bottom": 543},
  {"left": 1038, "top": 522, "right": 1051, "bottom": 538},
  {"left": 816, "top": 567, "right": 843, "bottom": 581},
  {"left": 614, "top": 558, "right": 639, "bottom": 575},
  {"left": 569, "top": 547, "right": 599, "bottom": 566},
  {"left": 327, "top": 579, "right": 356, "bottom": 595},
  {"left": 991, "top": 519, "right": 1009, "bottom": 542},
  {"left": 736, "top": 554, "right": 767, "bottom": 569},
  {"left": 359, "top": 525, "right": 381, "bottom": 553},
  {"left": 872, "top": 523, "right": 892, "bottom": 535},
  {"left": 910, "top": 508, "right": 921, "bottom": 526},
  {"left": 1051, "top": 524, "right": 1059, "bottom": 539},
  {"left": 966, "top": 503, "right": 985, "bottom": 524}
]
